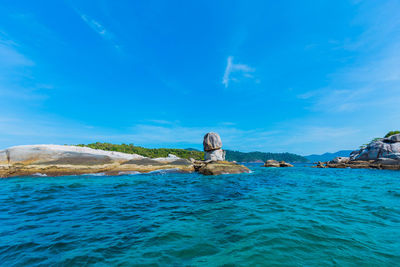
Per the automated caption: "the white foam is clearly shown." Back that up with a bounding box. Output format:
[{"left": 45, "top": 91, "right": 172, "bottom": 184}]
[
  {"left": 82, "top": 172, "right": 106, "bottom": 176},
  {"left": 147, "top": 168, "right": 181, "bottom": 174},
  {"left": 32, "top": 173, "right": 47, "bottom": 177},
  {"left": 118, "top": 171, "right": 141, "bottom": 175}
]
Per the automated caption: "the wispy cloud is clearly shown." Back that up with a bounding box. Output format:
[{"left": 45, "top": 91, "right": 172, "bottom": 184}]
[
  {"left": 222, "top": 56, "right": 256, "bottom": 88},
  {"left": 80, "top": 14, "right": 108, "bottom": 38},
  {"left": 298, "top": 1, "right": 400, "bottom": 114},
  {"left": 78, "top": 12, "right": 120, "bottom": 50},
  {"left": 0, "top": 31, "right": 53, "bottom": 120},
  {"left": 0, "top": 34, "right": 33, "bottom": 68}
]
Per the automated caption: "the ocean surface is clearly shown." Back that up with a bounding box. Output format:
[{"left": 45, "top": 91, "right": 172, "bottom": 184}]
[{"left": 0, "top": 164, "right": 399, "bottom": 266}]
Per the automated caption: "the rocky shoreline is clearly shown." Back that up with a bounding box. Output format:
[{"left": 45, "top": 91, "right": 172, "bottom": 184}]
[
  {"left": 313, "top": 133, "right": 400, "bottom": 170},
  {"left": 0, "top": 132, "right": 250, "bottom": 178},
  {"left": 314, "top": 159, "right": 400, "bottom": 170}
]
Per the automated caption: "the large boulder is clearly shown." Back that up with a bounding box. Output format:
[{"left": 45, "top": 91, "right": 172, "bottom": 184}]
[
  {"left": 388, "top": 134, "right": 400, "bottom": 143},
  {"left": 351, "top": 139, "right": 400, "bottom": 161},
  {"left": 203, "top": 132, "right": 222, "bottom": 151}
]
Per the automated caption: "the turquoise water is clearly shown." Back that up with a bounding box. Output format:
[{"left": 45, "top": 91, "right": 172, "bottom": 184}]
[{"left": 0, "top": 165, "right": 399, "bottom": 266}]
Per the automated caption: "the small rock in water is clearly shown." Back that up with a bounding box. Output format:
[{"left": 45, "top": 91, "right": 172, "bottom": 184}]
[{"left": 263, "top": 159, "right": 293, "bottom": 167}]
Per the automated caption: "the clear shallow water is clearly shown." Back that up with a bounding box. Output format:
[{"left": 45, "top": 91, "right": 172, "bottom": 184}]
[{"left": 0, "top": 165, "right": 399, "bottom": 266}]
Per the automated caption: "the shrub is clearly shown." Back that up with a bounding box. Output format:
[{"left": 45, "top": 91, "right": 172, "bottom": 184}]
[{"left": 384, "top": 131, "right": 400, "bottom": 138}]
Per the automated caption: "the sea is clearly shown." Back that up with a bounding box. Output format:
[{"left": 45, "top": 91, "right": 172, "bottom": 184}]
[{"left": 0, "top": 164, "right": 399, "bottom": 266}]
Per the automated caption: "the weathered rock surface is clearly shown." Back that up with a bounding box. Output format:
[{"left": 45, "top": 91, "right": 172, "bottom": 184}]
[
  {"left": 263, "top": 160, "right": 280, "bottom": 167},
  {"left": 0, "top": 144, "right": 251, "bottom": 177},
  {"left": 263, "top": 159, "right": 293, "bottom": 167},
  {"left": 204, "top": 149, "right": 226, "bottom": 161},
  {"left": 330, "top": 157, "right": 350, "bottom": 164},
  {"left": 0, "top": 145, "right": 194, "bottom": 178},
  {"left": 316, "top": 133, "right": 400, "bottom": 170},
  {"left": 194, "top": 161, "right": 250, "bottom": 175},
  {"left": 350, "top": 134, "right": 400, "bottom": 161},
  {"left": 203, "top": 132, "right": 222, "bottom": 151},
  {"left": 314, "top": 159, "right": 400, "bottom": 170}
]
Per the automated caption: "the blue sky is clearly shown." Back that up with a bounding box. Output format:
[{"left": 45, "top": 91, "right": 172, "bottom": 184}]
[{"left": 0, "top": 0, "right": 399, "bottom": 155}]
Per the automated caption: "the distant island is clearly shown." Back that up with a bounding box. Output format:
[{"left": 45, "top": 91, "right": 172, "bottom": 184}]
[
  {"left": 225, "top": 150, "right": 308, "bottom": 163},
  {"left": 305, "top": 150, "right": 353, "bottom": 163},
  {"left": 76, "top": 142, "right": 308, "bottom": 163}
]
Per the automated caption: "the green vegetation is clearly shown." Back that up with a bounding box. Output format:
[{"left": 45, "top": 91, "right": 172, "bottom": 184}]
[
  {"left": 362, "top": 137, "right": 382, "bottom": 147},
  {"left": 76, "top": 142, "right": 204, "bottom": 160},
  {"left": 361, "top": 131, "right": 400, "bottom": 148},
  {"left": 384, "top": 131, "right": 400, "bottom": 138},
  {"left": 75, "top": 143, "right": 308, "bottom": 163},
  {"left": 225, "top": 150, "right": 308, "bottom": 163}
]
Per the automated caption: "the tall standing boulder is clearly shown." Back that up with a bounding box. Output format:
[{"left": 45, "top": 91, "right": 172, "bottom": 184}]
[
  {"left": 203, "top": 132, "right": 222, "bottom": 151},
  {"left": 203, "top": 132, "right": 225, "bottom": 161}
]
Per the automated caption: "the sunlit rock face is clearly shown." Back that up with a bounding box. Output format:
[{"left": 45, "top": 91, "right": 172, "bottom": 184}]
[
  {"left": 350, "top": 134, "right": 400, "bottom": 161},
  {"left": 203, "top": 132, "right": 225, "bottom": 161},
  {"left": 203, "top": 132, "right": 223, "bottom": 151},
  {"left": 263, "top": 159, "right": 293, "bottom": 167},
  {"left": 194, "top": 161, "right": 250, "bottom": 175},
  {"left": 0, "top": 145, "right": 194, "bottom": 178},
  {"left": 204, "top": 149, "right": 226, "bottom": 161}
]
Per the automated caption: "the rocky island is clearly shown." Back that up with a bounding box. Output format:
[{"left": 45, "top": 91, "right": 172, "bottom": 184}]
[
  {"left": 0, "top": 132, "right": 249, "bottom": 177},
  {"left": 315, "top": 132, "right": 400, "bottom": 170}
]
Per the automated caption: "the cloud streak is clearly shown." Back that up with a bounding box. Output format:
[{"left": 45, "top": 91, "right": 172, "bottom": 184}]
[
  {"left": 222, "top": 56, "right": 255, "bottom": 88},
  {"left": 78, "top": 12, "right": 120, "bottom": 50},
  {"left": 0, "top": 34, "right": 33, "bottom": 69},
  {"left": 298, "top": 1, "right": 400, "bottom": 114}
]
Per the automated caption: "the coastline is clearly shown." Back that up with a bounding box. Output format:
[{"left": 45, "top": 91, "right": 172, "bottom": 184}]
[{"left": 0, "top": 144, "right": 249, "bottom": 178}]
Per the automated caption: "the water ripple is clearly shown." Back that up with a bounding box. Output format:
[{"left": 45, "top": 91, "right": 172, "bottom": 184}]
[{"left": 0, "top": 166, "right": 399, "bottom": 265}]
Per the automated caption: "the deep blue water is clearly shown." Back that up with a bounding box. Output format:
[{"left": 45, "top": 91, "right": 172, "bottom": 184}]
[{"left": 0, "top": 165, "right": 399, "bottom": 266}]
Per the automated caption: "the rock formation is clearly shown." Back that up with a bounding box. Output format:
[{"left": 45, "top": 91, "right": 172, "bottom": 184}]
[
  {"left": 203, "top": 132, "right": 225, "bottom": 161},
  {"left": 314, "top": 133, "right": 400, "bottom": 170},
  {"left": 0, "top": 145, "right": 194, "bottom": 178},
  {"left": 0, "top": 141, "right": 251, "bottom": 177},
  {"left": 194, "top": 161, "right": 250, "bottom": 175},
  {"left": 350, "top": 135, "right": 400, "bottom": 161},
  {"left": 263, "top": 159, "right": 293, "bottom": 168}
]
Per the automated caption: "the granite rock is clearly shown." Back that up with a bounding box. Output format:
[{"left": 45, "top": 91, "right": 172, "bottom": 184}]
[
  {"left": 194, "top": 161, "right": 250, "bottom": 175},
  {"left": 204, "top": 149, "right": 225, "bottom": 161},
  {"left": 203, "top": 132, "right": 222, "bottom": 151}
]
